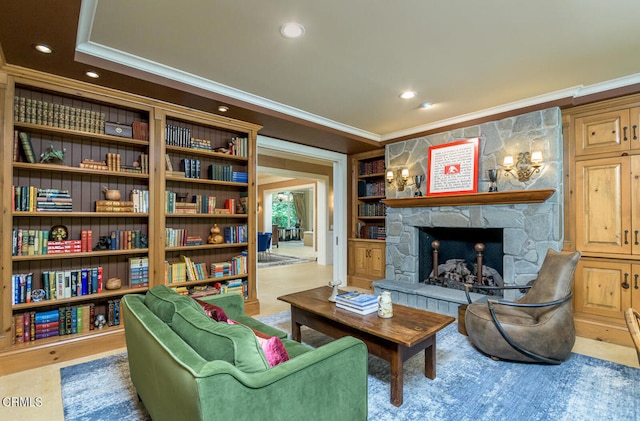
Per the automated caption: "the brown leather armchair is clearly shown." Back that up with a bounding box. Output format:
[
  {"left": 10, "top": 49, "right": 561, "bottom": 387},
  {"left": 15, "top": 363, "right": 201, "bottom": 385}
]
[{"left": 464, "top": 249, "right": 581, "bottom": 364}]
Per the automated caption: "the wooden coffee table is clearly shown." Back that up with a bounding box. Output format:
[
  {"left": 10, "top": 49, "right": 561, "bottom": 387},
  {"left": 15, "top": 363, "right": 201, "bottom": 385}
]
[{"left": 278, "top": 286, "right": 455, "bottom": 406}]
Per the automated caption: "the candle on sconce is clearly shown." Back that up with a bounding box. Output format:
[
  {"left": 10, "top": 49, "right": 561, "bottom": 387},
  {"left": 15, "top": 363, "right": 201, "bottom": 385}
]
[
  {"left": 531, "top": 151, "right": 543, "bottom": 164},
  {"left": 386, "top": 170, "right": 394, "bottom": 182},
  {"left": 503, "top": 156, "right": 514, "bottom": 168},
  {"left": 401, "top": 168, "right": 409, "bottom": 179}
]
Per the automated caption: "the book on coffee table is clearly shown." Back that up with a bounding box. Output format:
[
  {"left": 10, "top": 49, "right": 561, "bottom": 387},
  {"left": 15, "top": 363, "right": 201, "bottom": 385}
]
[{"left": 336, "top": 302, "right": 378, "bottom": 315}]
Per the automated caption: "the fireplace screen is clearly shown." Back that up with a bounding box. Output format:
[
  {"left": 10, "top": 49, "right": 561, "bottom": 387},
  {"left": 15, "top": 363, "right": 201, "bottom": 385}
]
[{"left": 419, "top": 227, "right": 504, "bottom": 295}]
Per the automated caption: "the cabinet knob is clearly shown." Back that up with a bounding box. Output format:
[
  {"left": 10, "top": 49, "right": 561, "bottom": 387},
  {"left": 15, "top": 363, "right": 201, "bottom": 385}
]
[
  {"left": 623, "top": 126, "right": 628, "bottom": 141},
  {"left": 624, "top": 230, "right": 629, "bottom": 245},
  {"left": 635, "top": 230, "right": 639, "bottom": 246},
  {"left": 633, "top": 125, "right": 638, "bottom": 141},
  {"left": 622, "top": 273, "right": 630, "bottom": 289},
  {"left": 635, "top": 274, "right": 639, "bottom": 290}
]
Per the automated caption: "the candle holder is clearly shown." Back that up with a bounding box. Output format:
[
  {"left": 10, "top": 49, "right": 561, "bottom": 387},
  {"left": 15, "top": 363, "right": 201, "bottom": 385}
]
[
  {"left": 487, "top": 169, "right": 499, "bottom": 192},
  {"left": 414, "top": 175, "right": 424, "bottom": 196}
]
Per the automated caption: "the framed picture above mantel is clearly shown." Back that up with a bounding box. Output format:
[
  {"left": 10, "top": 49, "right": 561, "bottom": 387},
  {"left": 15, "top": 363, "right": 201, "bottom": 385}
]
[{"left": 427, "top": 138, "right": 479, "bottom": 196}]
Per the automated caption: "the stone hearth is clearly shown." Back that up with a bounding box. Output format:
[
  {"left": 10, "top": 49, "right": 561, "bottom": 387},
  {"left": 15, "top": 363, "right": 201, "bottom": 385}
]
[{"left": 373, "top": 108, "right": 564, "bottom": 317}]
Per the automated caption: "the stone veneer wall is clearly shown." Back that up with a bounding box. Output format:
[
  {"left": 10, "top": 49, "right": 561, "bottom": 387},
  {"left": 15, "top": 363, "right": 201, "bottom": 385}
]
[{"left": 373, "top": 108, "right": 564, "bottom": 316}]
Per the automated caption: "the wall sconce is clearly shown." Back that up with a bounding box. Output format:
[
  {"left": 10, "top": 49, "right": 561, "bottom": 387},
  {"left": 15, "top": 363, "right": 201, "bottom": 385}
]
[
  {"left": 386, "top": 168, "right": 410, "bottom": 191},
  {"left": 503, "top": 151, "right": 543, "bottom": 182}
]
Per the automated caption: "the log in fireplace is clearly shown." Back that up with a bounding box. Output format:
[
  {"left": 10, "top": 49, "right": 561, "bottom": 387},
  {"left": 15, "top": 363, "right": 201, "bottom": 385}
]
[{"left": 419, "top": 227, "right": 504, "bottom": 296}]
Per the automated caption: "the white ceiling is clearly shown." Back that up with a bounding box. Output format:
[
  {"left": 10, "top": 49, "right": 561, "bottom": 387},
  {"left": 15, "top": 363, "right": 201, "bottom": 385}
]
[{"left": 78, "top": 0, "right": 640, "bottom": 142}]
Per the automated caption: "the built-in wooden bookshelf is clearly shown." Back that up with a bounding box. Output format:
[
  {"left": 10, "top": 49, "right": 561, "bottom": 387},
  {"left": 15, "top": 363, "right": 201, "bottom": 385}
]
[
  {"left": 348, "top": 149, "right": 386, "bottom": 290},
  {"left": 0, "top": 68, "right": 260, "bottom": 374}
]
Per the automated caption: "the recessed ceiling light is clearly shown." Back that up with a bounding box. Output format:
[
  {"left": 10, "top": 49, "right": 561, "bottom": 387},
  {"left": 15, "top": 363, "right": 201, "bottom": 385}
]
[
  {"left": 400, "top": 91, "right": 416, "bottom": 100},
  {"left": 218, "top": 105, "right": 229, "bottom": 113},
  {"left": 85, "top": 71, "right": 100, "bottom": 79},
  {"left": 420, "top": 102, "right": 433, "bottom": 109},
  {"left": 280, "top": 22, "right": 305, "bottom": 39},
  {"left": 34, "top": 44, "right": 53, "bottom": 54}
]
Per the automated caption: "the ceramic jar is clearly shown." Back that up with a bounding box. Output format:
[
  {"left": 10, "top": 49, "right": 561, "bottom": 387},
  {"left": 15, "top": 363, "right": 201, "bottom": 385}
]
[{"left": 378, "top": 291, "right": 393, "bottom": 318}]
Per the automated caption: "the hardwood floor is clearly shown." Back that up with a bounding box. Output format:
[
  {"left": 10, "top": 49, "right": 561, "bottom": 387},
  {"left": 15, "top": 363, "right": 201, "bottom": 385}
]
[{"left": 0, "top": 244, "right": 637, "bottom": 420}]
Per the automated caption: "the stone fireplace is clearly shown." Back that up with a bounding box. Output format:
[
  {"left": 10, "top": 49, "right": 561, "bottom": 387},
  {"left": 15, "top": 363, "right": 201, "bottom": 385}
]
[{"left": 372, "top": 108, "right": 564, "bottom": 317}]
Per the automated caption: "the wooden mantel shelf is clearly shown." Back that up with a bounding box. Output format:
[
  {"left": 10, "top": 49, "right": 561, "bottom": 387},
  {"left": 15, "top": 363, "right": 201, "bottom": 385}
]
[{"left": 382, "top": 188, "right": 555, "bottom": 208}]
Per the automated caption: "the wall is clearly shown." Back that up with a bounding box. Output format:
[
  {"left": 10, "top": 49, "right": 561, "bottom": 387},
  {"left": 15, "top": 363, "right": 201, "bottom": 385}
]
[{"left": 376, "top": 108, "right": 564, "bottom": 312}]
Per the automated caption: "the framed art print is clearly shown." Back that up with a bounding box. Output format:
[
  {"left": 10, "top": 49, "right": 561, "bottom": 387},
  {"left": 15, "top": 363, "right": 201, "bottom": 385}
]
[{"left": 427, "top": 138, "right": 480, "bottom": 196}]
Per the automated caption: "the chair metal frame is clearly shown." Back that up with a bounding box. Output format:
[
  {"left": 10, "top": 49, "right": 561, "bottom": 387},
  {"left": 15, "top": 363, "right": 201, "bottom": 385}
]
[{"left": 464, "top": 284, "right": 573, "bottom": 365}]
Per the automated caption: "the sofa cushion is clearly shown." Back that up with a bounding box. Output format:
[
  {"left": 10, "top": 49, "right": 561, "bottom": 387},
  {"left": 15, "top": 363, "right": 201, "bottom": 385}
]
[
  {"left": 171, "top": 305, "right": 269, "bottom": 373},
  {"left": 227, "top": 319, "right": 289, "bottom": 367},
  {"left": 144, "top": 284, "right": 205, "bottom": 323},
  {"left": 194, "top": 298, "right": 228, "bottom": 322}
]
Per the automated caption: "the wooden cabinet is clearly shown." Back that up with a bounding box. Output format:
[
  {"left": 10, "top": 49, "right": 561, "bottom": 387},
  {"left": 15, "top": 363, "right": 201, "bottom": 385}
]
[
  {"left": 0, "top": 68, "right": 260, "bottom": 373},
  {"left": 348, "top": 240, "right": 385, "bottom": 290},
  {"left": 574, "top": 258, "right": 640, "bottom": 344},
  {"left": 575, "top": 156, "right": 640, "bottom": 255},
  {"left": 574, "top": 107, "right": 640, "bottom": 157},
  {"left": 348, "top": 149, "right": 387, "bottom": 290},
  {"left": 568, "top": 95, "right": 640, "bottom": 346}
]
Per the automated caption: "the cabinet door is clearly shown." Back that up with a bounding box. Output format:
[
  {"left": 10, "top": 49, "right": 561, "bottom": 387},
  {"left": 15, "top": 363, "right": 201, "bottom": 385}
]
[
  {"left": 574, "top": 110, "right": 630, "bottom": 156},
  {"left": 352, "top": 242, "right": 369, "bottom": 276},
  {"left": 574, "top": 259, "right": 631, "bottom": 320},
  {"left": 368, "top": 243, "right": 385, "bottom": 278},
  {"left": 575, "top": 157, "right": 631, "bottom": 254}
]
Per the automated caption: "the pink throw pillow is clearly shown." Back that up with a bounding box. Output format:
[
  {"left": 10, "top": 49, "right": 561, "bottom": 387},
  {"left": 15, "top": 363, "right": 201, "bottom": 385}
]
[
  {"left": 227, "top": 319, "right": 290, "bottom": 367},
  {"left": 194, "top": 298, "right": 228, "bottom": 322}
]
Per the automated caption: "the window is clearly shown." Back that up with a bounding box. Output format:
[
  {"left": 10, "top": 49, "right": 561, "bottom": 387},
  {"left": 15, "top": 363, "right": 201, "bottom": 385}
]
[{"left": 272, "top": 192, "right": 299, "bottom": 228}]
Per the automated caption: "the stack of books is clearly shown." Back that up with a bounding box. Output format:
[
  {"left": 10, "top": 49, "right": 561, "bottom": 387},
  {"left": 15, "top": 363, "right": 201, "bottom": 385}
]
[{"left": 335, "top": 291, "right": 378, "bottom": 315}]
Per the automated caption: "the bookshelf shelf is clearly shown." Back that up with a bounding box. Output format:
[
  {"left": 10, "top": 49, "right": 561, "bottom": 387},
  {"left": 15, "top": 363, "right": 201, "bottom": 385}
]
[
  {"left": 13, "top": 162, "right": 150, "bottom": 179},
  {"left": 166, "top": 176, "right": 248, "bottom": 187},
  {"left": 165, "top": 213, "right": 248, "bottom": 219},
  {"left": 13, "top": 211, "right": 149, "bottom": 217},
  {"left": 165, "top": 144, "right": 248, "bottom": 161},
  {"left": 12, "top": 248, "right": 149, "bottom": 261},
  {"left": 167, "top": 273, "right": 248, "bottom": 288},
  {"left": 13, "top": 122, "right": 150, "bottom": 147},
  {"left": 12, "top": 287, "right": 148, "bottom": 311},
  {"left": 165, "top": 243, "right": 249, "bottom": 252}
]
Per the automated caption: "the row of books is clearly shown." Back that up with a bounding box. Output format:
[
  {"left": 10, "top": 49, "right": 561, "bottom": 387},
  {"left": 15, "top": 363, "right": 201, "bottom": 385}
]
[
  {"left": 211, "top": 253, "right": 248, "bottom": 278},
  {"left": 357, "top": 179, "right": 385, "bottom": 197},
  {"left": 182, "top": 158, "right": 202, "bottom": 179},
  {"left": 13, "top": 301, "right": 121, "bottom": 344},
  {"left": 14, "top": 97, "right": 107, "bottom": 134},
  {"left": 129, "top": 257, "right": 149, "bottom": 288},
  {"left": 221, "top": 279, "right": 249, "bottom": 298},
  {"left": 12, "top": 229, "right": 96, "bottom": 256},
  {"left": 360, "top": 224, "right": 386, "bottom": 240},
  {"left": 228, "top": 137, "right": 248, "bottom": 158},
  {"left": 335, "top": 291, "right": 378, "bottom": 315},
  {"left": 223, "top": 224, "right": 249, "bottom": 243},
  {"left": 165, "top": 227, "right": 204, "bottom": 247},
  {"left": 13, "top": 187, "right": 73, "bottom": 212},
  {"left": 164, "top": 258, "right": 208, "bottom": 284},
  {"left": 165, "top": 124, "right": 193, "bottom": 147},
  {"left": 12, "top": 267, "right": 103, "bottom": 304},
  {"left": 359, "top": 158, "right": 385, "bottom": 176},
  {"left": 108, "top": 229, "right": 146, "bottom": 250},
  {"left": 165, "top": 192, "right": 218, "bottom": 214},
  {"left": 358, "top": 202, "right": 387, "bottom": 217}
]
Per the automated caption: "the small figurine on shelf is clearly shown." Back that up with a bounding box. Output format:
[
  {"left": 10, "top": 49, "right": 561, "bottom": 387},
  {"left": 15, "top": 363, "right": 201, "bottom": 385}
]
[
  {"left": 39, "top": 142, "right": 66, "bottom": 165},
  {"left": 208, "top": 224, "right": 224, "bottom": 244},
  {"left": 95, "top": 314, "right": 107, "bottom": 329},
  {"left": 93, "top": 236, "right": 111, "bottom": 251}
]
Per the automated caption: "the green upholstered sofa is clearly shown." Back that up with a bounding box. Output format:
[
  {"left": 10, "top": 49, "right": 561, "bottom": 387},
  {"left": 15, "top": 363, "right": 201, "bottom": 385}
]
[{"left": 121, "top": 285, "right": 368, "bottom": 421}]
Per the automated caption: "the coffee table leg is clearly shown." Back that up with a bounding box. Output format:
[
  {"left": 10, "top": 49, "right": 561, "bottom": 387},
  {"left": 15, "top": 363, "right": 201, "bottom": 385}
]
[
  {"left": 390, "top": 348, "right": 404, "bottom": 407},
  {"left": 424, "top": 335, "right": 436, "bottom": 380},
  {"left": 290, "top": 310, "right": 302, "bottom": 342}
]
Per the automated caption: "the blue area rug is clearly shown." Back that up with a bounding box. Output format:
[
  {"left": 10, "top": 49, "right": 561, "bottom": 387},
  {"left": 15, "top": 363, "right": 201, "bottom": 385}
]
[{"left": 61, "top": 310, "right": 640, "bottom": 420}]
